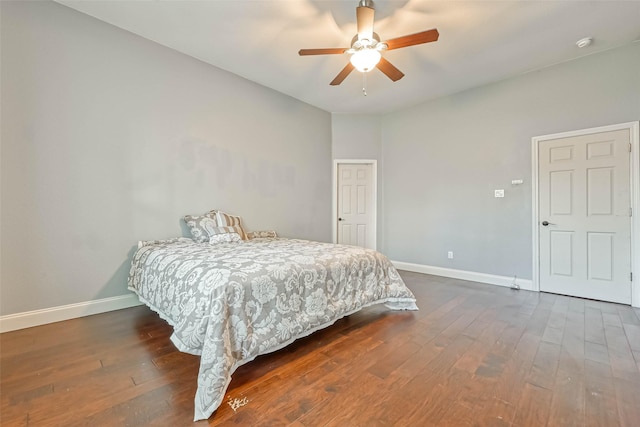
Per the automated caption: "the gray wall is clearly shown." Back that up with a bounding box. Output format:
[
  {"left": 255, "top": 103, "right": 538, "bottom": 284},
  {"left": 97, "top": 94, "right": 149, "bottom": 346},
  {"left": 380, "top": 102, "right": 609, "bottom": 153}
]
[
  {"left": 1, "top": 1, "right": 332, "bottom": 315},
  {"left": 331, "top": 114, "right": 382, "bottom": 160},
  {"left": 381, "top": 42, "right": 640, "bottom": 279}
]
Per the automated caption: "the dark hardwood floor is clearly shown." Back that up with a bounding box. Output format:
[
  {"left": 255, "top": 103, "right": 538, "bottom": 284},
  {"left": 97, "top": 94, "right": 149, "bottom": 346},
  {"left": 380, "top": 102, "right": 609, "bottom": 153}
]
[{"left": 2, "top": 271, "right": 640, "bottom": 426}]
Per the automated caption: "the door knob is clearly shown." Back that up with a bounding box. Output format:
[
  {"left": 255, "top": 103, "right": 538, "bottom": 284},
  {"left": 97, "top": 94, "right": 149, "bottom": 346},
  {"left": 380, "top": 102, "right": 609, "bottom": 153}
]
[
  {"left": 338, "top": 218, "right": 344, "bottom": 221},
  {"left": 541, "top": 221, "right": 556, "bottom": 226}
]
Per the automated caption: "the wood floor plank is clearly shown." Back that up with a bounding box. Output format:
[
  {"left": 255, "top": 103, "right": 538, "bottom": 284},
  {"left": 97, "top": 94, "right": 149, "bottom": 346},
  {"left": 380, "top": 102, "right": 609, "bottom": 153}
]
[
  {"left": 585, "top": 341, "right": 611, "bottom": 365},
  {"left": 617, "top": 305, "right": 640, "bottom": 325},
  {"left": 321, "top": 372, "right": 397, "bottom": 427},
  {"left": 547, "top": 302, "right": 587, "bottom": 426},
  {"left": 294, "top": 351, "right": 395, "bottom": 425},
  {"left": 612, "top": 374, "right": 640, "bottom": 427},
  {"left": 479, "top": 330, "right": 542, "bottom": 425},
  {"left": 547, "top": 368, "right": 585, "bottom": 427},
  {"left": 584, "top": 359, "right": 620, "bottom": 427},
  {"left": 404, "top": 367, "right": 474, "bottom": 426},
  {"left": 622, "top": 323, "right": 640, "bottom": 352},
  {"left": 604, "top": 322, "right": 638, "bottom": 379},
  {"left": 454, "top": 319, "right": 508, "bottom": 374},
  {"left": 527, "top": 341, "right": 562, "bottom": 390},
  {"left": 359, "top": 334, "right": 476, "bottom": 426},
  {"left": 366, "top": 339, "right": 421, "bottom": 379},
  {"left": 511, "top": 382, "right": 553, "bottom": 427},
  {"left": 1, "top": 272, "right": 639, "bottom": 426},
  {"left": 585, "top": 306, "right": 607, "bottom": 345},
  {"left": 542, "top": 325, "right": 564, "bottom": 345},
  {"left": 466, "top": 295, "right": 542, "bottom": 425}
]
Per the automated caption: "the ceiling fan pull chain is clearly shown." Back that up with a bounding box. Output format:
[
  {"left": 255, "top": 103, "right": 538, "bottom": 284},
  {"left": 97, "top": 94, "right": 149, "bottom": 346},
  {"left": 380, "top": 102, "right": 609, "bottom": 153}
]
[{"left": 362, "top": 72, "right": 367, "bottom": 96}]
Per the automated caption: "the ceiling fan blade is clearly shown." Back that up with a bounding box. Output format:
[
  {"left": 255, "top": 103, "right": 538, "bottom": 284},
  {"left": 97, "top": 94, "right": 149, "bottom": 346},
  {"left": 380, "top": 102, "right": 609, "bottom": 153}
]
[
  {"left": 298, "top": 48, "right": 348, "bottom": 56},
  {"left": 356, "top": 6, "right": 375, "bottom": 41},
  {"left": 330, "top": 63, "right": 355, "bottom": 86},
  {"left": 385, "top": 29, "right": 439, "bottom": 50},
  {"left": 376, "top": 57, "right": 404, "bottom": 82}
]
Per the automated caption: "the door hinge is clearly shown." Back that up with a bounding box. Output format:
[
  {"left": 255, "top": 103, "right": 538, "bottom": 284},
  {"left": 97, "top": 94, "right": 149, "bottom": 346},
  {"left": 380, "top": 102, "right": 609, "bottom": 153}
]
[
  {"left": 631, "top": 207, "right": 633, "bottom": 217},
  {"left": 630, "top": 143, "right": 633, "bottom": 153},
  {"left": 631, "top": 272, "right": 633, "bottom": 282}
]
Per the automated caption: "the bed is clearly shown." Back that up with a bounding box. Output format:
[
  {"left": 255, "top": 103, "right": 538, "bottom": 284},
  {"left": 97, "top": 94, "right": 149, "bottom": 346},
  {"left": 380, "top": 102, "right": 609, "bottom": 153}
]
[{"left": 127, "top": 236, "right": 417, "bottom": 421}]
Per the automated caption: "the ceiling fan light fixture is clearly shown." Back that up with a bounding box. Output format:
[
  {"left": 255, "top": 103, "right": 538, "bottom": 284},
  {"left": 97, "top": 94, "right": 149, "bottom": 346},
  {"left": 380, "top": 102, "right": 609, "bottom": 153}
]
[{"left": 350, "top": 48, "right": 381, "bottom": 72}]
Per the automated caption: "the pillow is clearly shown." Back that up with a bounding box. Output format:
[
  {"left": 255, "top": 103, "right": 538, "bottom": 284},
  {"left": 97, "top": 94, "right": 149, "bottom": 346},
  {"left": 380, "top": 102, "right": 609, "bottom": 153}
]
[
  {"left": 208, "top": 232, "right": 242, "bottom": 244},
  {"left": 216, "top": 211, "right": 248, "bottom": 240},
  {"left": 207, "top": 225, "right": 244, "bottom": 237},
  {"left": 247, "top": 230, "right": 277, "bottom": 239},
  {"left": 138, "top": 237, "right": 191, "bottom": 249},
  {"left": 183, "top": 210, "right": 219, "bottom": 243}
]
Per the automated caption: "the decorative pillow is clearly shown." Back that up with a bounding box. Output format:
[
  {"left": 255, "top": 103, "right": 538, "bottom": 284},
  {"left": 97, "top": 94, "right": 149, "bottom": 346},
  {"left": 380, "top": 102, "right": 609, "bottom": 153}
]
[
  {"left": 216, "top": 211, "right": 248, "bottom": 240},
  {"left": 247, "top": 230, "right": 278, "bottom": 239},
  {"left": 137, "top": 237, "right": 192, "bottom": 249},
  {"left": 208, "top": 232, "right": 242, "bottom": 244},
  {"left": 207, "top": 225, "right": 244, "bottom": 237},
  {"left": 183, "top": 210, "right": 219, "bottom": 243}
]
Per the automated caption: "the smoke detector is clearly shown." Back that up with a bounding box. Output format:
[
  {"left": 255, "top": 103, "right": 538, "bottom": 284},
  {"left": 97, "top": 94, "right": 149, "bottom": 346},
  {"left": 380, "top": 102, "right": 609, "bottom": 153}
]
[{"left": 576, "top": 37, "right": 593, "bottom": 48}]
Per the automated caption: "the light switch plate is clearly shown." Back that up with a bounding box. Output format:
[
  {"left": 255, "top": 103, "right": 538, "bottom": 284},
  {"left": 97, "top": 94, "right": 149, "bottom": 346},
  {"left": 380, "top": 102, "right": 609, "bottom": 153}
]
[{"left": 495, "top": 189, "right": 505, "bottom": 198}]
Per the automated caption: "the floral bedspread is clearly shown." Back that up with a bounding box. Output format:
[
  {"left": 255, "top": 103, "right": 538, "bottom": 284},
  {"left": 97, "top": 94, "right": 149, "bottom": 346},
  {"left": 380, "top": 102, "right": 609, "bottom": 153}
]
[{"left": 127, "top": 237, "right": 417, "bottom": 421}]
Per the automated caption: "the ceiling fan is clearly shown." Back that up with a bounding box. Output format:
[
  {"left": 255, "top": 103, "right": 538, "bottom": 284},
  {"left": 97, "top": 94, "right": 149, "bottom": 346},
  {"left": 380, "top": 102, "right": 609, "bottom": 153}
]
[{"left": 298, "top": 0, "right": 439, "bottom": 86}]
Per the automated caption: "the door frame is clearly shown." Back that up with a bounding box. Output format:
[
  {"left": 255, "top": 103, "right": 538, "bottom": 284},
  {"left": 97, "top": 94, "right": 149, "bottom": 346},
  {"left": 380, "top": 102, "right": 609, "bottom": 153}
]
[
  {"left": 332, "top": 159, "right": 377, "bottom": 250},
  {"left": 531, "top": 121, "right": 640, "bottom": 307}
]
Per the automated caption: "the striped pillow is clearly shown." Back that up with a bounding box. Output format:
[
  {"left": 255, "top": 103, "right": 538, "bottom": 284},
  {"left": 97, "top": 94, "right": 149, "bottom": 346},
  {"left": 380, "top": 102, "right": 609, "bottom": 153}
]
[{"left": 216, "top": 211, "right": 248, "bottom": 240}]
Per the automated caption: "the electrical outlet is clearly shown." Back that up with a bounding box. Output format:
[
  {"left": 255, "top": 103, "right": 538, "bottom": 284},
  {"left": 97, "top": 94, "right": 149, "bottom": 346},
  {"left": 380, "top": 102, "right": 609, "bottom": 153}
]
[
  {"left": 447, "top": 251, "right": 454, "bottom": 259},
  {"left": 494, "top": 189, "right": 505, "bottom": 198}
]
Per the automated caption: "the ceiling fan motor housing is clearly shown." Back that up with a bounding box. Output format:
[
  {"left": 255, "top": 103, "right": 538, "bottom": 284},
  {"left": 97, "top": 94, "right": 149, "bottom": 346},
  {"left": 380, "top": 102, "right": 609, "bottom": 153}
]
[{"left": 350, "top": 33, "right": 382, "bottom": 51}]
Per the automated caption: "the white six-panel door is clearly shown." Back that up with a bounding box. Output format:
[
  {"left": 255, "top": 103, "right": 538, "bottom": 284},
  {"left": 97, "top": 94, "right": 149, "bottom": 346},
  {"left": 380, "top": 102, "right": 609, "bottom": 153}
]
[
  {"left": 337, "top": 163, "right": 375, "bottom": 249},
  {"left": 538, "top": 128, "right": 631, "bottom": 304}
]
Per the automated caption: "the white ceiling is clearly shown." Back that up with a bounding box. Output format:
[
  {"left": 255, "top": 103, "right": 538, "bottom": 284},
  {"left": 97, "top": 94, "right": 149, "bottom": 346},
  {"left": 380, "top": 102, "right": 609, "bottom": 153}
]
[{"left": 57, "top": 0, "right": 640, "bottom": 114}]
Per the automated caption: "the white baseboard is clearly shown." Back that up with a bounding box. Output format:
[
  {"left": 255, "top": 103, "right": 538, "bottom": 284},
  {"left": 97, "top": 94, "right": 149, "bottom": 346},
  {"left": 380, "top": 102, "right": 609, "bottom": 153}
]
[
  {"left": 0, "top": 294, "right": 143, "bottom": 333},
  {"left": 392, "top": 261, "right": 534, "bottom": 292}
]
